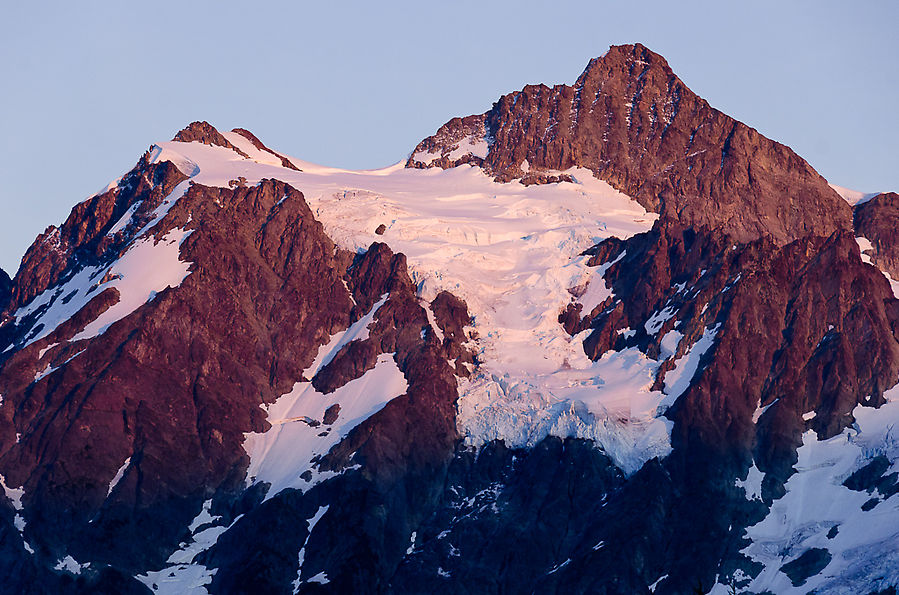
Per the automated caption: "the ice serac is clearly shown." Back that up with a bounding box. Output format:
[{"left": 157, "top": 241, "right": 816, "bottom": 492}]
[{"left": 409, "top": 43, "right": 851, "bottom": 245}]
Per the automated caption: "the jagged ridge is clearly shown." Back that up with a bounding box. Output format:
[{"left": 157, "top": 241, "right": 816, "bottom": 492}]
[{"left": 410, "top": 43, "right": 851, "bottom": 246}]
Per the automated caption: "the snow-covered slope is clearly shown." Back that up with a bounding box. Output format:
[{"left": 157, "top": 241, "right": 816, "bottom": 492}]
[
  {"left": 4, "top": 46, "right": 898, "bottom": 595},
  {"left": 131, "top": 136, "right": 675, "bottom": 474},
  {"left": 7, "top": 122, "right": 899, "bottom": 593},
  {"left": 829, "top": 183, "right": 880, "bottom": 206},
  {"left": 739, "top": 385, "right": 899, "bottom": 593}
]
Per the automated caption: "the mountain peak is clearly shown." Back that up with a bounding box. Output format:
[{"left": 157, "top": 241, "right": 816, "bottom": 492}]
[
  {"left": 409, "top": 45, "right": 850, "bottom": 245},
  {"left": 170, "top": 122, "right": 301, "bottom": 170},
  {"left": 587, "top": 43, "right": 672, "bottom": 72},
  {"left": 575, "top": 43, "right": 677, "bottom": 96},
  {"left": 171, "top": 121, "right": 250, "bottom": 158}
]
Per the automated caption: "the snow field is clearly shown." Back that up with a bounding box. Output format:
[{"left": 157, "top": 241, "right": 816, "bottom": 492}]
[
  {"left": 141, "top": 139, "right": 685, "bottom": 473},
  {"left": 739, "top": 385, "right": 899, "bottom": 593}
]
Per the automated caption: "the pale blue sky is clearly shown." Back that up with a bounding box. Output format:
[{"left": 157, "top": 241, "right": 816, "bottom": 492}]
[{"left": 1, "top": 1, "right": 897, "bottom": 275}]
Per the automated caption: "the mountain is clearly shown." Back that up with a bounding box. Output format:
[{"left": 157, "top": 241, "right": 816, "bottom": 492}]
[{"left": 1, "top": 44, "right": 898, "bottom": 594}]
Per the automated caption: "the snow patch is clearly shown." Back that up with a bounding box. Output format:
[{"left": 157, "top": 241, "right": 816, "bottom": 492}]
[
  {"left": 221, "top": 131, "right": 285, "bottom": 167},
  {"left": 648, "top": 574, "right": 668, "bottom": 592},
  {"left": 448, "top": 134, "right": 489, "bottom": 161},
  {"left": 424, "top": 304, "right": 445, "bottom": 343},
  {"left": 146, "top": 145, "right": 200, "bottom": 177},
  {"left": 72, "top": 227, "right": 193, "bottom": 341},
  {"left": 106, "top": 457, "right": 131, "bottom": 497},
  {"left": 137, "top": 564, "right": 216, "bottom": 595},
  {"left": 0, "top": 475, "right": 33, "bottom": 554},
  {"left": 644, "top": 306, "right": 676, "bottom": 335},
  {"left": 54, "top": 555, "right": 84, "bottom": 575},
  {"left": 753, "top": 398, "right": 779, "bottom": 424},
  {"left": 33, "top": 349, "right": 84, "bottom": 383},
  {"left": 659, "top": 329, "right": 683, "bottom": 360},
  {"left": 136, "top": 506, "right": 241, "bottom": 594},
  {"left": 0, "top": 476, "right": 23, "bottom": 513},
  {"left": 303, "top": 294, "right": 387, "bottom": 378},
  {"left": 411, "top": 149, "right": 440, "bottom": 165},
  {"left": 107, "top": 202, "right": 141, "bottom": 236},
  {"left": 742, "top": 384, "right": 899, "bottom": 593},
  {"left": 830, "top": 183, "right": 879, "bottom": 206},
  {"left": 245, "top": 353, "right": 408, "bottom": 499},
  {"left": 660, "top": 324, "right": 719, "bottom": 409},
  {"left": 293, "top": 505, "right": 329, "bottom": 593},
  {"left": 307, "top": 572, "right": 329, "bottom": 584},
  {"left": 188, "top": 500, "right": 221, "bottom": 533},
  {"left": 576, "top": 251, "right": 625, "bottom": 314},
  {"left": 856, "top": 235, "right": 899, "bottom": 298},
  {"left": 735, "top": 462, "right": 764, "bottom": 502},
  {"left": 14, "top": 185, "right": 193, "bottom": 350}
]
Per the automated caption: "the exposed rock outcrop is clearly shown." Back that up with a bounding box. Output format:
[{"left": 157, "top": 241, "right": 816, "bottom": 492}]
[
  {"left": 231, "top": 127, "right": 301, "bottom": 170},
  {"left": 0, "top": 51, "right": 895, "bottom": 594},
  {"left": 410, "top": 44, "right": 851, "bottom": 245},
  {"left": 0, "top": 269, "right": 10, "bottom": 312},
  {"left": 854, "top": 191, "right": 899, "bottom": 279},
  {"left": 172, "top": 121, "right": 250, "bottom": 157},
  {"left": 3, "top": 155, "right": 188, "bottom": 322}
]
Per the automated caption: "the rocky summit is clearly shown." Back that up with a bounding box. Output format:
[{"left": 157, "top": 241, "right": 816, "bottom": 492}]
[{"left": 1, "top": 44, "right": 898, "bottom": 594}]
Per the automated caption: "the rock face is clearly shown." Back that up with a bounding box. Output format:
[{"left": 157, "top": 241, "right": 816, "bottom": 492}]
[
  {"left": 208, "top": 243, "right": 472, "bottom": 594},
  {"left": 231, "top": 128, "right": 301, "bottom": 170},
  {"left": 0, "top": 176, "right": 348, "bottom": 586},
  {"left": 409, "top": 44, "right": 851, "bottom": 246},
  {"left": 172, "top": 121, "right": 250, "bottom": 157},
  {"left": 0, "top": 268, "right": 10, "bottom": 312},
  {"left": 1, "top": 55, "right": 898, "bottom": 594},
  {"left": 854, "top": 192, "right": 899, "bottom": 279},
  {"left": 5, "top": 155, "right": 188, "bottom": 319},
  {"left": 0, "top": 145, "right": 474, "bottom": 591}
]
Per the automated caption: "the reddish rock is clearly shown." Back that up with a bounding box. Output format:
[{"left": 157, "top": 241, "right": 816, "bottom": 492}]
[
  {"left": 322, "top": 404, "right": 340, "bottom": 425},
  {"left": 579, "top": 220, "right": 899, "bottom": 493},
  {"left": 854, "top": 191, "right": 899, "bottom": 279},
  {"left": 410, "top": 44, "right": 851, "bottom": 245},
  {"left": 0, "top": 178, "right": 358, "bottom": 570},
  {"left": 231, "top": 128, "right": 301, "bottom": 170},
  {"left": 4, "top": 155, "right": 188, "bottom": 319},
  {"left": 172, "top": 121, "right": 250, "bottom": 158},
  {"left": 430, "top": 291, "right": 477, "bottom": 371}
]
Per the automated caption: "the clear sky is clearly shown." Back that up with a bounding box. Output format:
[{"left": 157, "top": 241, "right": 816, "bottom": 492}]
[{"left": 1, "top": 0, "right": 897, "bottom": 275}]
